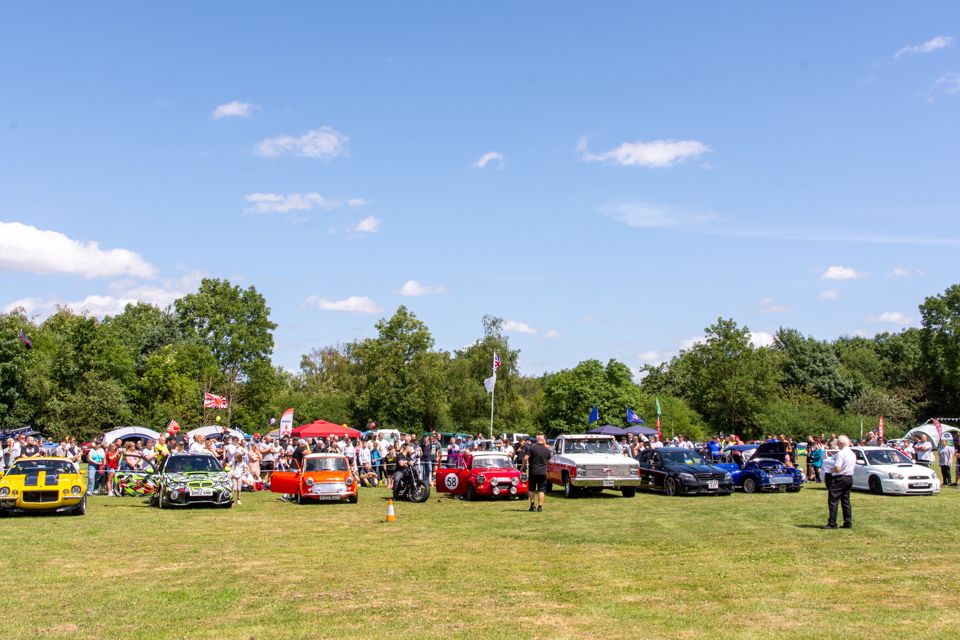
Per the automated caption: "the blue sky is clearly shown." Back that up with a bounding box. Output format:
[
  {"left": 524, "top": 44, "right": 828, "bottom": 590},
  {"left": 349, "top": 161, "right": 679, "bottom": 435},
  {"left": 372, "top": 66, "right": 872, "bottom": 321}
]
[{"left": 1, "top": 3, "right": 958, "bottom": 375}]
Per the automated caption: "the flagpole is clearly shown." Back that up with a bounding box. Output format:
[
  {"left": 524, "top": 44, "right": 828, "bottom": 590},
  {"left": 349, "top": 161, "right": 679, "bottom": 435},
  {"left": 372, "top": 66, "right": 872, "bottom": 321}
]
[{"left": 489, "top": 378, "right": 496, "bottom": 439}]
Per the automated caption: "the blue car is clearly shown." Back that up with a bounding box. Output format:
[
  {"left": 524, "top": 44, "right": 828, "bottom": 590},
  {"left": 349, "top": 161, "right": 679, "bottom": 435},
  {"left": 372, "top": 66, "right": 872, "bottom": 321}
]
[{"left": 715, "top": 443, "right": 804, "bottom": 493}]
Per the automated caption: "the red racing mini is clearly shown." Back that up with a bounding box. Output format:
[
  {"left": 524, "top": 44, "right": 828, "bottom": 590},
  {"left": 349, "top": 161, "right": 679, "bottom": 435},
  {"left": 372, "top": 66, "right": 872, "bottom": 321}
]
[{"left": 436, "top": 451, "right": 528, "bottom": 500}]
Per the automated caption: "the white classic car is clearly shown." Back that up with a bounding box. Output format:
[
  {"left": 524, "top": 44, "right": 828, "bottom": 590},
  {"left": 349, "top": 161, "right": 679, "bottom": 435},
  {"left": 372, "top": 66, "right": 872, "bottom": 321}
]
[
  {"left": 546, "top": 434, "right": 640, "bottom": 498},
  {"left": 824, "top": 446, "right": 940, "bottom": 495}
]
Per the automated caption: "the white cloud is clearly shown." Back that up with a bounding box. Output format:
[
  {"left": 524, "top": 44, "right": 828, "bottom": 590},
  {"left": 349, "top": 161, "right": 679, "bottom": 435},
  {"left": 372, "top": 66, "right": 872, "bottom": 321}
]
[
  {"left": 890, "top": 266, "right": 921, "bottom": 277},
  {"left": 750, "top": 331, "right": 776, "bottom": 348},
  {"left": 894, "top": 35, "right": 954, "bottom": 58},
  {"left": 866, "top": 311, "right": 914, "bottom": 326},
  {"left": 398, "top": 280, "right": 446, "bottom": 297},
  {"left": 244, "top": 192, "right": 363, "bottom": 214},
  {"left": 600, "top": 202, "right": 720, "bottom": 229},
  {"left": 638, "top": 350, "right": 661, "bottom": 362},
  {"left": 579, "top": 136, "right": 708, "bottom": 168},
  {"left": 679, "top": 336, "right": 706, "bottom": 351},
  {"left": 821, "top": 265, "right": 866, "bottom": 280},
  {"left": 474, "top": 151, "right": 505, "bottom": 169},
  {"left": 3, "top": 272, "right": 203, "bottom": 317},
  {"left": 255, "top": 127, "right": 348, "bottom": 159},
  {"left": 304, "top": 295, "right": 382, "bottom": 314},
  {"left": 544, "top": 329, "right": 561, "bottom": 340},
  {"left": 212, "top": 100, "right": 259, "bottom": 119},
  {"left": 504, "top": 320, "right": 538, "bottom": 335},
  {"left": 353, "top": 216, "right": 381, "bottom": 233},
  {"left": 0, "top": 221, "right": 157, "bottom": 279},
  {"left": 818, "top": 289, "right": 841, "bottom": 300},
  {"left": 930, "top": 72, "right": 960, "bottom": 99},
  {"left": 759, "top": 298, "right": 791, "bottom": 313}
]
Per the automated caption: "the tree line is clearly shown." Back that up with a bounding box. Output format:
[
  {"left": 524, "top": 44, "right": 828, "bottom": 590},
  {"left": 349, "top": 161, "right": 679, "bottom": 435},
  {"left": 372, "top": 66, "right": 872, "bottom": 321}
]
[{"left": 2, "top": 278, "right": 959, "bottom": 442}]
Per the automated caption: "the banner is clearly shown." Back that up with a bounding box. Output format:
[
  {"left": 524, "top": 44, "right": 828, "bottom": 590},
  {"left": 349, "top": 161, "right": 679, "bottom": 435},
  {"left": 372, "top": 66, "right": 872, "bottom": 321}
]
[
  {"left": 484, "top": 375, "right": 496, "bottom": 394},
  {"left": 280, "top": 408, "right": 294, "bottom": 438},
  {"left": 167, "top": 419, "right": 180, "bottom": 434},
  {"left": 933, "top": 418, "right": 943, "bottom": 441},
  {"left": 656, "top": 415, "right": 662, "bottom": 439},
  {"left": 878, "top": 415, "right": 885, "bottom": 442}
]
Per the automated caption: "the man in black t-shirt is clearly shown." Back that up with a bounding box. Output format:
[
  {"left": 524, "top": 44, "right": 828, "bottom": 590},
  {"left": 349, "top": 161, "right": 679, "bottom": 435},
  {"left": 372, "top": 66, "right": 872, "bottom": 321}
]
[
  {"left": 524, "top": 434, "right": 552, "bottom": 512},
  {"left": 20, "top": 436, "right": 42, "bottom": 458}
]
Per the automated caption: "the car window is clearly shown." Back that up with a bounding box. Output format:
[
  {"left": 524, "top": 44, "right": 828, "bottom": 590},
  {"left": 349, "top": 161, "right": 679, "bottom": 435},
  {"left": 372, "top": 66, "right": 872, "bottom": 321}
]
[{"left": 854, "top": 450, "right": 866, "bottom": 462}]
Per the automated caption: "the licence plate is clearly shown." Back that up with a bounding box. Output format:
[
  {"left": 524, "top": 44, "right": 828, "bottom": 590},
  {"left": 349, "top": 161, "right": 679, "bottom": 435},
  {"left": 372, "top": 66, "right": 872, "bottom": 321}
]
[
  {"left": 769, "top": 476, "right": 792, "bottom": 485},
  {"left": 189, "top": 489, "right": 213, "bottom": 497},
  {"left": 603, "top": 479, "right": 615, "bottom": 487},
  {"left": 910, "top": 482, "right": 931, "bottom": 488},
  {"left": 707, "top": 480, "right": 719, "bottom": 489},
  {"left": 315, "top": 494, "right": 340, "bottom": 500}
]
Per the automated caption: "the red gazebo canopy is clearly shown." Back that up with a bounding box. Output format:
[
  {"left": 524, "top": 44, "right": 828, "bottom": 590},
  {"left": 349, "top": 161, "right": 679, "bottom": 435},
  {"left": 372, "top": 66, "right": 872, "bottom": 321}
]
[{"left": 291, "top": 420, "right": 361, "bottom": 439}]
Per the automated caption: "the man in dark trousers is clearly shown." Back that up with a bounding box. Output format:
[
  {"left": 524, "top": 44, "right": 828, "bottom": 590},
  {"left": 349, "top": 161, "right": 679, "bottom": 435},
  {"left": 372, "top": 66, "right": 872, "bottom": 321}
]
[
  {"left": 822, "top": 435, "right": 855, "bottom": 529},
  {"left": 524, "top": 434, "right": 552, "bottom": 512}
]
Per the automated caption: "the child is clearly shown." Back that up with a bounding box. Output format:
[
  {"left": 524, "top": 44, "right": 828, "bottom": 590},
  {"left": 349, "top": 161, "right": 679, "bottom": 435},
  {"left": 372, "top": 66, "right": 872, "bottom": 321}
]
[{"left": 230, "top": 452, "right": 247, "bottom": 505}]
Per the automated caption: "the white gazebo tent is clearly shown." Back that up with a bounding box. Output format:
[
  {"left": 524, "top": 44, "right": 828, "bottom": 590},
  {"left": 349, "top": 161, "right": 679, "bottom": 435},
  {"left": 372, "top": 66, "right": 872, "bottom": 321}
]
[
  {"left": 903, "top": 419, "right": 960, "bottom": 447},
  {"left": 102, "top": 426, "right": 162, "bottom": 444},
  {"left": 184, "top": 425, "right": 247, "bottom": 441}
]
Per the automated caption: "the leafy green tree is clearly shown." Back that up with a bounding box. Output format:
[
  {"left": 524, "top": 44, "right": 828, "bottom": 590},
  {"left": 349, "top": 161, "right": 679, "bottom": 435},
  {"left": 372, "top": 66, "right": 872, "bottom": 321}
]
[
  {"left": 920, "top": 284, "right": 960, "bottom": 415},
  {"left": 175, "top": 278, "right": 276, "bottom": 425},
  {"left": 774, "top": 328, "right": 860, "bottom": 408},
  {"left": 678, "top": 318, "right": 781, "bottom": 438},
  {"left": 0, "top": 314, "right": 30, "bottom": 429}
]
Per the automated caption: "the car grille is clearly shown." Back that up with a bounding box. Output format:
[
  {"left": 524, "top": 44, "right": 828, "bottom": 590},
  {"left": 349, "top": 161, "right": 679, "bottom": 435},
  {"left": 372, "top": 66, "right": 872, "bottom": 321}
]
[
  {"left": 581, "top": 465, "right": 634, "bottom": 477},
  {"left": 908, "top": 475, "right": 930, "bottom": 480},
  {"left": 23, "top": 490, "right": 59, "bottom": 503},
  {"left": 314, "top": 482, "right": 346, "bottom": 492},
  {"left": 186, "top": 480, "right": 215, "bottom": 488}
]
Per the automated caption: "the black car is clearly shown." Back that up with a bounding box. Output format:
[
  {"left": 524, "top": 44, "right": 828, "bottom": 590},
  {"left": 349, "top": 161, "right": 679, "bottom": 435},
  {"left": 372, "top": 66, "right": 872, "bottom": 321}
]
[{"left": 637, "top": 447, "right": 734, "bottom": 496}]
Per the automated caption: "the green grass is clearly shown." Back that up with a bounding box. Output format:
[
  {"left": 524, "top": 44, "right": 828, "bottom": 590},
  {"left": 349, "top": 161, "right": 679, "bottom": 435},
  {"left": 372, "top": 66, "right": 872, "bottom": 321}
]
[{"left": 3, "top": 482, "right": 959, "bottom": 640}]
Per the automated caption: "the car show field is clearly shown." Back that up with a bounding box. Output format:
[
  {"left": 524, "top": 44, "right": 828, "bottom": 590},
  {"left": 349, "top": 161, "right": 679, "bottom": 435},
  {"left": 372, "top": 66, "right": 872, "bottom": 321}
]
[{"left": 3, "top": 484, "right": 959, "bottom": 640}]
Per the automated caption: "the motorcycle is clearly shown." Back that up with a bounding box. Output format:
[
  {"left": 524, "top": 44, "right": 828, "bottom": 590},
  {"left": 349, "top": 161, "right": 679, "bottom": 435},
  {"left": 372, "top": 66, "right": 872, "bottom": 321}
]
[{"left": 393, "top": 464, "right": 430, "bottom": 503}]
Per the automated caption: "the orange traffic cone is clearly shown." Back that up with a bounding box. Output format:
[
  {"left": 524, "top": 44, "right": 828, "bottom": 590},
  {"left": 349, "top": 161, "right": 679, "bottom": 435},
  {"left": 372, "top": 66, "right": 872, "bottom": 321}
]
[{"left": 386, "top": 499, "right": 396, "bottom": 522}]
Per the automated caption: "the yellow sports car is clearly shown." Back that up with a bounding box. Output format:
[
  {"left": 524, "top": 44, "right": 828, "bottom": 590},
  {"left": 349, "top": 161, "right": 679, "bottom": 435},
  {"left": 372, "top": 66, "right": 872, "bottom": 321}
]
[{"left": 0, "top": 457, "right": 87, "bottom": 516}]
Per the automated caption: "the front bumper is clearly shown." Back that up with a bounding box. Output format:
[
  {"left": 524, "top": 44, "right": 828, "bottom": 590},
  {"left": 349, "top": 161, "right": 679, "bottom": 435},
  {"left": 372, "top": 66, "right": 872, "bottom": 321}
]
[
  {"left": 678, "top": 479, "right": 734, "bottom": 495},
  {"left": 476, "top": 483, "right": 527, "bottom": 497},
  {"left": 163, "top": 487, "right": 233, "bottom": 505},
  {"left": 0, "top": 495, "right": 84, "bottom": 512},
  {"left": 571, "top": 476, "right": 641, "bottom": 488},
  {"left": 880, "top": 478, "right": 940, "bottom": 495}
]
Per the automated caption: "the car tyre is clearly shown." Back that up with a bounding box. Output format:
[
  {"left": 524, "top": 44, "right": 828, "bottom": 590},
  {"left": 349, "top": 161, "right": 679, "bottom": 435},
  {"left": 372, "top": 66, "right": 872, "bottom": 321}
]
[
  {"left": 296, "top": 491, "right": 306, "bottom": 505},
  {"left": 70, "top": 496, "right": 87, "bottom": 516},
  {"left": 621, "top": 486, "right": 636, "bottom": 498},
  {"left": 466, "top": 484, "right": 477, "bottom": 501},
  {"left": 743, "top": 477, "right": 758, "bottom": 494},
  {"left": 869, "top": 475, "right": 884, "bottom": 495},
  {"left": 562, "top": 474, "right": 577, "bottom": 498},
  {"left": 664, "top": 477, "right": 678, "bottom": 497},
  {"left": 349, "top": 494, "right": 358, "bottom": 504}
]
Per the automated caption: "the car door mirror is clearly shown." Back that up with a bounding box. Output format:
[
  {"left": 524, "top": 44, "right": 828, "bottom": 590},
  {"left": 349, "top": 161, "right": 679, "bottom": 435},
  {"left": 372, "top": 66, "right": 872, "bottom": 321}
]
[{"left": 855, "top": 460, "right": 865, "bottom": 466}]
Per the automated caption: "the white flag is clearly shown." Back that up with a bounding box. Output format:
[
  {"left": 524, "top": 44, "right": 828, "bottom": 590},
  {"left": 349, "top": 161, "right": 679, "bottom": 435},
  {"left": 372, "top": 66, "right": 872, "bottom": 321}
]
[{"left": 484, "top": 375, "right": 496, "bottom": 394}]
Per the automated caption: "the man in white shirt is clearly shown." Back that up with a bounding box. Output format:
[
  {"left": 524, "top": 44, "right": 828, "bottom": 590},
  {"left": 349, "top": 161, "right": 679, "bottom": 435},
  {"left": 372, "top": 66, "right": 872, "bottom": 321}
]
[
  {"left": 823, "top": 434, "right": 856, "bottom": 529},
  {"left": 914, "top": 434, "right": 934, "bottom": 468}
]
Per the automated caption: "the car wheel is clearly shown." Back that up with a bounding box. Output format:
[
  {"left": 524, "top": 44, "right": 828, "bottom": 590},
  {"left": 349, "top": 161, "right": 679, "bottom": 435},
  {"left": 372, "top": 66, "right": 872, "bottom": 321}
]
[
  {"left": 869, "top": 475, "right": 884, "bottom": 495},
  {"left": 349, "top": 494, "right": 358, "bottom": 504},
  {"left": 70, "top": 496, "right": 87, "bottom": 516},
  {"left": 543, "top": 482, "right": 552, "bottom": 493},
  {"left": 621, "top": 486, "right": 636, "bottom": 498},
  {"left": 743, "top": 477, "right": 758, "bottom": 494},
  {"left": 466, "top": 484, "right": 477, "bottom": 501},
  {"left": 786, "top": 486, "right": 801, "bottom": 493},
  {"left": 664, "top": 477, "right": 678, "bottom": 497},
  {"left": 517, "top": 492, "right": 528, "bottom": 500},
  {"left": 296, "top": 492, "right": 306, "bottom": 505},
  {"left": 563, "top": 474, "right": 577, "bottom": 498}
]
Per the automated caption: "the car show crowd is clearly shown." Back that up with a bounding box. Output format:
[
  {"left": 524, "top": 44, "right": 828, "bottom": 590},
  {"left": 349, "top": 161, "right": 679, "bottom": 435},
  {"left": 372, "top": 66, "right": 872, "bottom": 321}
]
[{"left": 2, "top": 425, "right": 958, "bottom": 497}]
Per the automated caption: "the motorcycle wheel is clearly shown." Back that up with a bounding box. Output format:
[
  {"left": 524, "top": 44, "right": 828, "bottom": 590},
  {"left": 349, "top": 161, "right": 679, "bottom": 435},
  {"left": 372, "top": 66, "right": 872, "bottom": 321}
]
[{"left": 410, "top": 482, "right": 431, "bottom": 503}]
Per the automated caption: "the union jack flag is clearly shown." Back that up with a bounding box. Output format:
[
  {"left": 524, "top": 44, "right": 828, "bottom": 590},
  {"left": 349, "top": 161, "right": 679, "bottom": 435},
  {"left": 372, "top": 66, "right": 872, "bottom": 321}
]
[
  {"left": 493, "top": 352, "right": 502, "bottom": 372},
  {"left": 203, "top": 392, "right": 228, "bottom": 409}
]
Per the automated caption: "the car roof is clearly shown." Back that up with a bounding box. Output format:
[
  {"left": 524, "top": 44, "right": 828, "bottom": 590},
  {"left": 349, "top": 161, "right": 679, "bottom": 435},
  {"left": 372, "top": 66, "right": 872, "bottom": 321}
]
[
  {"left": 656, "top": 447, "right": 693, "bottom": 452},
  {"left": 305, "top": 453, "right": 346, "bottom": 459},
  {"left": 561, "top": 434, "right": 615, "bottom": 439},
  {"left": 11, "top": 456, "right": 73, "bottom": 462},
  {"left": 471, "top": 451, "right": 509, "bottom": 457}
]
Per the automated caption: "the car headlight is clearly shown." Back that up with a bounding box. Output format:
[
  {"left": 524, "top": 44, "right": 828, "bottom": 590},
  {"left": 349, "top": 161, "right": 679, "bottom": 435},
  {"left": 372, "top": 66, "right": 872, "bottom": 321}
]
[
  {"left": 678, "top": 472, "right": 695, "bottom": 482},
  {"left": 475, "top": 475, "right": 485, "bottom": 484},
  {"left": 490, "top": 477, "right": 499, "bottom": 486},
  {"left": 305, "top": 477, "right": 315, "bottom": 486},
  {"left": 520, "top": 473, "right": 528, "bottom": 482},
  {"left": 576, "top": 466, "right": 585, "bottom": 476},
  {"left": 724, "top": 473, "right": 732, "bottom": 482},
  {"left": 0, "top": 487, "right": 9, "bottom": 497},
  {"left": 72, "top": 485, "right": 82, "bottom": 495},
  {"left": 888, "top": 472, "right": 904, "bottom": 480},
  {"left": 345, "top": 477, "right": 354, "bottom": 486},
  {"left": 512, "top": 477, "right": 519, "bottom": 486}
]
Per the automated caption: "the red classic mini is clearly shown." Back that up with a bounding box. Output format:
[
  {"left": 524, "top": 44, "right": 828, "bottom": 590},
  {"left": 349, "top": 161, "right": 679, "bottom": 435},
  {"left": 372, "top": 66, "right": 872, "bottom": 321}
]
[{"left": 436, "top": 450, "right": 528, "bottom": 500}]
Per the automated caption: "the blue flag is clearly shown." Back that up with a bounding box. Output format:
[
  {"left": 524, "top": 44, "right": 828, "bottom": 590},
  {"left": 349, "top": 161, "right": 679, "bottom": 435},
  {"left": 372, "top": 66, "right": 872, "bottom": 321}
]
[
  {"left": 588, "top": 404, "right": 599, "bottom": 425},
  {"left": 626, "top": 408, "right": 644, "bottom": 424}
]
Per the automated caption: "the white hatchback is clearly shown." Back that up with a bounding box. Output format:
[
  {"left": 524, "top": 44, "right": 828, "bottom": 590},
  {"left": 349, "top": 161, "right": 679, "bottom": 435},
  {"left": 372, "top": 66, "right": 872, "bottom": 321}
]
[{"left": 834, "top": 446, "right": 941, "bottom": 495}]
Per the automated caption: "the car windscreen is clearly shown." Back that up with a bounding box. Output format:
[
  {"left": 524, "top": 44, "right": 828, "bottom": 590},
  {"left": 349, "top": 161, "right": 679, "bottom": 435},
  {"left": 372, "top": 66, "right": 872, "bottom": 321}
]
[
  {"left": 8, "top": 460, "right": 77, "bottom": 475},
  {"left": 564, "top": 439, "right": 619, "bottom": 455},
  {"left": 163, "top": 455, "right": 223, "bottom": 473},
  {"left": 865, "top": 449, "right": 912, "bottom": 465},
  {"left": 661, "top": 450, "right": 707, "bottom": 465},
  {"left": 304, "top": 457, "right": 348, "bottom": 472},
  {"left": 472, "top": 456, "right": 513, "bottom": 469}
]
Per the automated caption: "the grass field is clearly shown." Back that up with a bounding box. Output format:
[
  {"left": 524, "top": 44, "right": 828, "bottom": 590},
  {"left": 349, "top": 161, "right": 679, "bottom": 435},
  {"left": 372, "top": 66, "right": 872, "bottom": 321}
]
[{"left": 3, "top": 481, "right": 959, "bottom": 640}]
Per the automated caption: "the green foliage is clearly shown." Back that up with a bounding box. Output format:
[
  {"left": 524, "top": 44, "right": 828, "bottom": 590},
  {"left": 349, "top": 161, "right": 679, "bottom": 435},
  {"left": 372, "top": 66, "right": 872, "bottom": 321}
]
[
  {"left": 920, "top": 285, "right": 960, "bottom": 415},
  {"left": 775, "top": 328, "right": 860, "bottom": 408}
]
